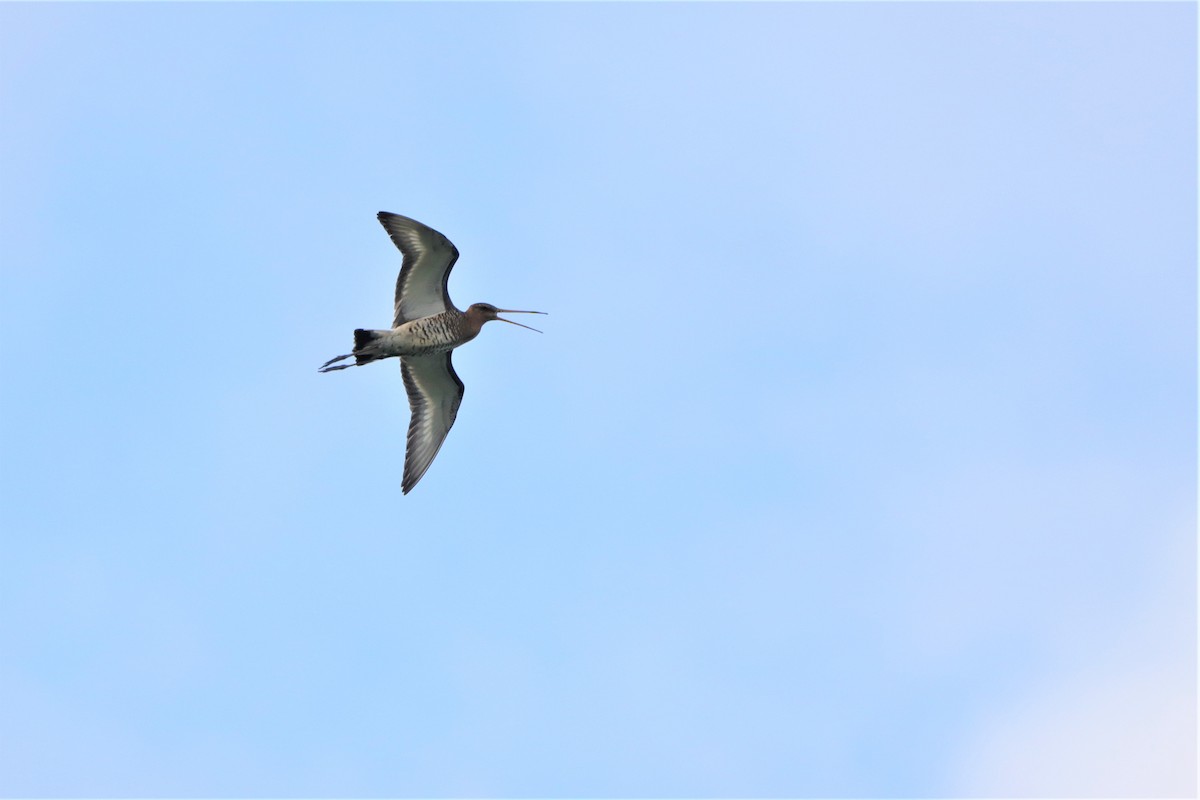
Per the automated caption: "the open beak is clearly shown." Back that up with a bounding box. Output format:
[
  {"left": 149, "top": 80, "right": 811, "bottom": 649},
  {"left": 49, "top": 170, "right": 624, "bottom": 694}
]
[{"left": 495, "top": 309, "right": 547, "bottom": 334}]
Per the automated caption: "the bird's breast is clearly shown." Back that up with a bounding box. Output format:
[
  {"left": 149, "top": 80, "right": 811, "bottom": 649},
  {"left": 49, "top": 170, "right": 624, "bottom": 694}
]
[{"left": 386, "top": 312, "right": 473, "bottom": 355}]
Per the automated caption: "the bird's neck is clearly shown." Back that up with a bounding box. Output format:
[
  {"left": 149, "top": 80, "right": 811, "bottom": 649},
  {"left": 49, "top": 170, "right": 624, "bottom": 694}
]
[{"left": 462, "top": 308, "right": 486, "bottom": 339}]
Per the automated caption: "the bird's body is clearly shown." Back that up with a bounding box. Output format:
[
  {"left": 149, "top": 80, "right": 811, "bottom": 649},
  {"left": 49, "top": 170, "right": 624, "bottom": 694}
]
[
  {"left": 320, "top": 212, "right": 544, "bottom": 494},
  {"left": 357, "top": 308, "right": 484, "bottom": 359}
]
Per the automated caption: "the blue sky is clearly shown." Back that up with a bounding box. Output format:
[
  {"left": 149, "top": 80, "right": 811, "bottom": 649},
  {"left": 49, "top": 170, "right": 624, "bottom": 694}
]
[{"left": 0, "top": 2, "right": 1195, "bottom": 796}]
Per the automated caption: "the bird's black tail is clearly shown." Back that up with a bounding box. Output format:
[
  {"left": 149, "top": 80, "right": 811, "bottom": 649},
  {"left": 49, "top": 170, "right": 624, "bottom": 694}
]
[
  {"left": 319, "top": 329, "right": 385, "bottom": 372},
  {"left": 353, "top": 329, "right": 381, "bottom": 363}
]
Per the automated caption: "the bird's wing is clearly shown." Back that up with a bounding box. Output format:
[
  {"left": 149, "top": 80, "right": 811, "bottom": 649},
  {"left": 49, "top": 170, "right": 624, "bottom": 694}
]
[
  {"left": 400, "top": 352, "right": 465, "bottom": 494},
  {"left": 377, "top": 212, "right": 460, "bottom": 327}
]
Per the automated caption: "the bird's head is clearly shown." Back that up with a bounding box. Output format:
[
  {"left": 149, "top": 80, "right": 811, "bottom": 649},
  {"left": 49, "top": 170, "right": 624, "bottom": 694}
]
[{"left": 467, "top": 302, "right": 546, "bottom": 333}]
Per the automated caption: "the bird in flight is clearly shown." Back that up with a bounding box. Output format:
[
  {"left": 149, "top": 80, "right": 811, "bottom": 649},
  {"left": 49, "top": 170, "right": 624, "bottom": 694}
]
[{"left": 320, "top": 212, "right": 545, "bottom": 494}]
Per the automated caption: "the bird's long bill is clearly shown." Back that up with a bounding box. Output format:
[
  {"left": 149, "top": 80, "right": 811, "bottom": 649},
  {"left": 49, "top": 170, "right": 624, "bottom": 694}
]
[{"left": 495, "top": 309, "right": 547, "bottom": 334}]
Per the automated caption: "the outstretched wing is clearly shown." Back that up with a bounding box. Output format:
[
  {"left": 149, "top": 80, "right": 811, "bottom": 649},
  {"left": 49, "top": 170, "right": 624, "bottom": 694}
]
[
  {"left": 399, "top": 352, "right": 465, "bottom": 494},
  {"left": 377, "top": 212, "right": 460, "bottom": 327}
]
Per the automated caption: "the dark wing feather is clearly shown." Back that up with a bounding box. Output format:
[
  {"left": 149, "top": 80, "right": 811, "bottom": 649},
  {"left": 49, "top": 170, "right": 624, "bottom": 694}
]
[
  {"left": 399, "top": 352, "right": 465, "bottom": 494},
  {"left": 377, "top": 212, "right": 460, "bottom": 327}
]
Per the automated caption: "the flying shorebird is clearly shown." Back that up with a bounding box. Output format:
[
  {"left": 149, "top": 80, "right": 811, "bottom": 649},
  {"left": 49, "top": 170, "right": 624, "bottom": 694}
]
[{"left": 320, "top": 212, "right": 545, "bottom": 494}]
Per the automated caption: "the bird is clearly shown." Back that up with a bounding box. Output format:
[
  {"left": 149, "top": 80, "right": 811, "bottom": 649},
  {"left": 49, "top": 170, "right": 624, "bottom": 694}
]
[{"left": 320, "top": 212, "right": 545, "bottom": 494}]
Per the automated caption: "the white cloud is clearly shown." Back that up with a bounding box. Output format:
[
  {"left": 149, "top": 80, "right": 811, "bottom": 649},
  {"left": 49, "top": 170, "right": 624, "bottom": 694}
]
[
  {"left": 948, "top": 513, "right": 1197, "bottom": 798},
  {"left": 951, "top": 658, "right": 1194, "bottom": 797}
]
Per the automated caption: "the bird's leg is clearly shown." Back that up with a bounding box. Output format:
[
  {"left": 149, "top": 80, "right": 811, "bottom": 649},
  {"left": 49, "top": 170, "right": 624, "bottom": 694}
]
[{"left": 318, "top": 353, "right": 355, "bottom": 372}]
